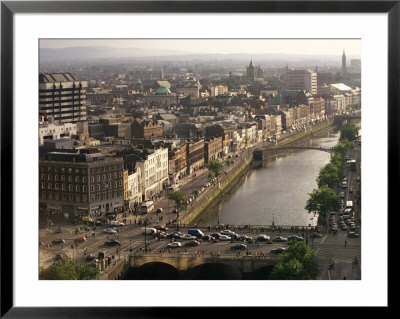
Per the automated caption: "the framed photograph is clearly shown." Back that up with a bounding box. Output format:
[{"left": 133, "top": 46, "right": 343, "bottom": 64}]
[{"left": 1, "top": 0, "right": 395, "bottom": 316}]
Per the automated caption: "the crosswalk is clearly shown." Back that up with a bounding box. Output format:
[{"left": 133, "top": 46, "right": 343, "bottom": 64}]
[{"left": 314, "top": 232, "right": 361, "bottom": 262}]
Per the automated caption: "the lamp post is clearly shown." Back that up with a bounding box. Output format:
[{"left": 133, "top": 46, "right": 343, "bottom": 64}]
[{"left": 144, "top": 218, "right": 148, "bottom": 253}]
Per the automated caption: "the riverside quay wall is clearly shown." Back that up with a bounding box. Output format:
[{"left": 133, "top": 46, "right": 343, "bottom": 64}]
[{"left": 180, "top": 154, "right": 253, "bottom": 226}]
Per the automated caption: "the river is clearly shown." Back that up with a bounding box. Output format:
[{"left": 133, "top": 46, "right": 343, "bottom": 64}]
[{"left": 200, "top": 129, "right": 341, "bottom": 227}]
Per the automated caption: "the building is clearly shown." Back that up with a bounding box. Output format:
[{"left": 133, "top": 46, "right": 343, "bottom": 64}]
[
  {"left": 127, "top": 165, "right": 142, "bottom": 208},
  {"left": 284, "top": 69, "right": 317, "bottom": 95},
  {"left": 39, "top": 120, "right": 77, "bottom": 145},
  {"left": 39, "top": 152, "right": 124, "bottom": 219},
  {"left": 131, "top": 118, "right": 163, "bottom": 139},
  {"left": 246, "top": 60, "right": 263, "bottom": 83},
  {"left": 342, "top": 50, "right": 347, "bottom": 74},
  {"left": 39, "top": 73, "right": 88, "bottom": 124},
  {"left": 168, "top": 144, "right": 187, "bottom": 184},
  {"left": 186, "top": 139, "right": 205, "bottom": 175},
  {"left": 204, "top": 137, "right": 223, "bottom": 163}
]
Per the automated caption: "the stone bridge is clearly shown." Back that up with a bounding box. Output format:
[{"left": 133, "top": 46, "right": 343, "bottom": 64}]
[
  {"left": 262, "top": 146, "right": 332, "bottom": 153},
  {"left": 129, "top": 253, "right": 278, "bottom": 273}
]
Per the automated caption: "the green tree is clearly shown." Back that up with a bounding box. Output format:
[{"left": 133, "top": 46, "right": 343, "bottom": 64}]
[
  {"left": 317, "top": 163, "right": 341, "bottom": 188},
  {"left": 192, "top": 189, "right": 199, "bottom": 197},
  {"left": 269, "top": 242, "right": 319, "bottom": 280},
  {"left": 340, "top": 123, "right": 359, "bottom": 141},
  {"left": 168, "top": 191, "right": 187, "bottom": 210},
  {"left": 225, "top": 160, "right": 231, "bottom": 167},
  {"left": 208, "top": 172, "right": 214, "bottom": 180},
  {"left": 39, "top": 260, "right": 99, "bottom": 280},
  {"left": 208, "top": 160, "right": 223, "bottom": 177},
  {"left": 305, "top": 187, "right": 340, "bottom": 227}
]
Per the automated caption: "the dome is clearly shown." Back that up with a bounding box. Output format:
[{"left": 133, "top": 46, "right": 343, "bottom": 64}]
[{"left": 156, "top": 86, "right": 171, "bottom": 94}]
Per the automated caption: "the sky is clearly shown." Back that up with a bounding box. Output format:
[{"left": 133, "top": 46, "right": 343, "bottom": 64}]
[{"left": 39, "top": 39, "right": 361, "bottom": 57}]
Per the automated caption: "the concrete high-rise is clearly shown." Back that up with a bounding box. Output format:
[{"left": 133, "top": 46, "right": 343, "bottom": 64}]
[
  {"left": 284, "top": 69, "right": 317, "bottom": 95},
  {"left": 342, "top": 50, "right": 347, "bottom": 74},
  {"left": 39, "top": 73, "right": 88, "bottom": 123}
]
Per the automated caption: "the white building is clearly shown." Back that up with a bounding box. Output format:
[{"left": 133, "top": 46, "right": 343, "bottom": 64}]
[
  {"left": 127, "top": 165, "right": 142, "bottom": 208},
  {"left": 138, "top": 148, "right": 169, "bottom": 201},
  {"left": 39, "top": 120, "right": 77, "bottom": 145}
]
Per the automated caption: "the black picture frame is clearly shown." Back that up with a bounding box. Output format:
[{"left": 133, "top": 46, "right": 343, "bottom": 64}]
[{"left": 1, "top": 1, "right": 395, "bottom": 317}]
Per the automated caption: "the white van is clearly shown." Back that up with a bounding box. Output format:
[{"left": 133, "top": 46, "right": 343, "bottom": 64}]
[
  {"left": 141, "top": 201, "right": 154, "bottom": 214},
  {"left": 111, "top": 220, "right": 124, "bottom": 226},
  {"left": 141, "top": 227, "right": 157, "bottom": 235}
]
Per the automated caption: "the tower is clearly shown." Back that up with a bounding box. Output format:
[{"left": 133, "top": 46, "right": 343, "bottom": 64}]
[
  {"left": 342, "top": 50, "right": 347, "bottom": 74},
  {"left": 246, "top": 60, "right": 256, "bottom": 82}
]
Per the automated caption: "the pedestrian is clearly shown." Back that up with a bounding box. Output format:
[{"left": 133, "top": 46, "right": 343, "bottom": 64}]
[{"left": 344, "top": 240, "right": 347, "bottom": 247}]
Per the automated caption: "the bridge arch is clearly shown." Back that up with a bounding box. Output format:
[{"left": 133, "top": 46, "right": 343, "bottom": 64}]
[
  {"left": 125, "top": 261, "right": 179, "bottom": 280},
  {"left": 185, "top": 262, "right": 243, "bottom": 280}
]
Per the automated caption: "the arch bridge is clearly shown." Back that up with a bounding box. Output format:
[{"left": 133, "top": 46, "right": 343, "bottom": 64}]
[{"left": 129, "top": 253, "right": 278, "bottom": 273}]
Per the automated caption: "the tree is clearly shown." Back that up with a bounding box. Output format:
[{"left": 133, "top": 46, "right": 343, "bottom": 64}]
[
  {"left": 269, "top": 242, "right": 319, "bottom": 280},
  {"left": 340, "top": 123, "right": 359, "bottom": 141},
  {"left": 225, "top": 160, "right": 231, "bottom": 167},
  {"left": 168, "top": 191, "right": 187, "bottom": 210},
  {"left": 208, "top": 160, "right": 223, "bottom": 177},
  {"left": 317, "top": 163, "right": 341, "bottom": 188},
  {"left": 192, "top": 189, "right": 199, "bottom": 197},
  {"left": 305, "top": 187, "right": 340, "bottom": 227},
  {"left": 39, "top": 260, "right": 100, "bottom": 280}
]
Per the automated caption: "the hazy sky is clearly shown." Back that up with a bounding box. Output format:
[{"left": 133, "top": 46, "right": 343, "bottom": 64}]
[{"left": 40, "top": 39, "right": 361, "bottom": 56}]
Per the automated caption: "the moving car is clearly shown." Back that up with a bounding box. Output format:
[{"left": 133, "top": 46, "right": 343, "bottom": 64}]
[
  {"left": 104, "top": 228, "right": 118, "bottom": 234},
  {"left": 85, "top": 254, "right": 96, "bottom": 261},
  {"left": 185, "top": 240, "right": 200, "bottom": 247},
  {"left": 272, "top": 236, "right": 287, "bottom": 242},
  {"left": 310, "top": 232, "right": 322, "bottom": 238},
  {"left": 105, "top": 239, "right": 121, "bottom": 247},
  {"left": 230, "top": 244, "right": 247, "bottom": 250},
  {"left": 257, "top": 234, "right": 271, "bottom": 241},
  {"left": 74, "top": 236, "right": 86, "bottom": 243},
  {"left": 51, "top": 239, "right": 65, "bottom": 245},
  {"left": 288, "top": 235, "right": 304, "bottom": 242},
  {"left": 110, "top": 220, "right": 124, "bottom": 227},
  {"left": 218, "top": 235, "right": 232, "bottom": 241},
  {"left": 271, "top": 247, "right": 286, "bottom": 254},
  {"left": 167, "top": 242, "right": 182, "bottom": 248},
  {"left": 347, "top": 232, "right": 360, "bottom": 238}
]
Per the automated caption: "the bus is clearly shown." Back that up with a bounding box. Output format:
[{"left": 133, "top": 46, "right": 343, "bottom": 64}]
[
  {"left": 346, "top": 201, "right": 353, "bottom": 210},
  {"left": 349, "top": 159, "right": 357, "bottom": 171},
  {"left": 141, "top": 201, "right": 154, "bottom": 214}
]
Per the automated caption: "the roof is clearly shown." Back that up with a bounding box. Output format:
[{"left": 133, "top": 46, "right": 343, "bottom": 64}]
[
  {"left": 39, "top": 73, "right": 77, "bottom": 83},
  {"left": 156, "top": 81, "right": 171, "bottom": 89},
  {"left": 330, "top": 83, "right": 352, "bottom": 91},
  {"left": 156, "top": 87, "right": 172, "bottom": 94},
  {"left": 159, "top": 113, "right": 178, "bottom": 121}
]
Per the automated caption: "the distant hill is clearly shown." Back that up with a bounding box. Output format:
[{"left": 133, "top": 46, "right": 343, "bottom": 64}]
[{"left": 39, "top": 45, "right": 360, "bottom": 65}]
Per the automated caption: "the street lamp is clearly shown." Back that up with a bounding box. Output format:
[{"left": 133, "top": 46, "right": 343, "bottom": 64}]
[{"left": 144, "top": 218, "right": 148, "bottom": 253}]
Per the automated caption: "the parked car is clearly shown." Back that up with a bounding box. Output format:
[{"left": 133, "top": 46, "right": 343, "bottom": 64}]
[
  {"left": 340, "top": 224, "right": 348, "bottom": 230},
  {"left": 310, "top": 232, "right": 322, "bottom": 238},
  {"left": 272, "top": 236, "right": 287, "bottom": 242},
  {"left": 356, "top": 176, "right": 361, "bottom": 182},
  {"left": 220, "top": 230, "right": 236, "bottom": 236},
  {"left": 74, "top": 236, "right": 86, "bottom": 243},
  {"left": 349, "top": 187, "right": 354, "bottom": 193},
  {"left": 239, "top": 235, "right": 253, "bottom": 242},
  {"left": 167, "top": 242, "right": 182, "bottom": 248},
  {"left": 271, "top": 247, "right": 286, "bottom": 254},
  {"left": 339, "top": 192, "right": 345, "bottom": 198},
  {"left": 230, "top": 244, "right": 247, "bottom": 250},
  {"left": 155, "top": 225, "right": 168, "bottom": 231},
  {"left": 181, "top": 234, "right": 197, "bottom": 241},
  {"left": 349, "top": 223, "right": 356, "bottom": 230},
  {"left": 54, "top": 253, "right": 65, "bottom": 261},
  {"left": 105, "top": 239, "right": 121, "bottom": 247},
  {"left": 51, "top": 239, "right": 65, "bottom": 245}
]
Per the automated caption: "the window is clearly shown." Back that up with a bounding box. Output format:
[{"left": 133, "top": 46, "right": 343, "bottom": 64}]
[
  {"left": 82, "top": 177, "right": 86, "bottom": 183},
  {"left": 91, "top": 176, "right": 94, "bottom": 183},
  {"left": 76, "top": 194, "right": 80, "bottom": 202},
  {"left": 119, "top": 171, "right": 123, "bottom": 178},
  {"left": 103, "top": 193, "right": 107, "bottom": 200},
  {"left": 55, "top": 183, "right": 59, "bottom": 190},
  {"left": 97, "top": 175, "right": 100, "bottom": 182},
  {"left": 68, "top": 176, "right": 72, "bottom": 182},
  {"left": 108, "top": 173, "right": 111, "bottom": 180},
  {"left": 61, "top": 175, "right": 65, "bottom": 182},
  {"left": 82, "top": 194, "right": 87, "bottom": 203},
  {"left": 113, "top": 172, "right": 117, "bottom": 179},
  {"left": 90, "top": 194, "right": 95, "bottom": 202},
  {"left": 97, "top": 184, "right": 100, "bottom": 191},
  {"left": 54, "top": 175, "right": 59, "bottom": 181},
  {"left": 75, "top": 169, "right": 80, "bottom": 174},
  {"left": 75, "top": 176, "right": 80, "bottom": 183},
  {"left": 97, "top": 194, "right": 101, "bottom": 201},
  {"left": 62, "top": 193, "right": 67, "bottom": 201},
  {"left": 48, "top": 167, "right": 52, "bottom": 172},
  {"left": 48, "top": 182, "right": 52, "bottom": 190},
  {"left": 48, "top": 193, "right": 53, "bottom": 200},
  {"left": 76, "top": 185, "right": 80, "bottom": 192},
  {"left": 114, "top": 181, "right": 117, "bottom": 188},
  {"left": 41, "top": 182, "right": 45, "bottom": 190},
  {"left": 69, "top": 194, "right": 74, "bottom": 201},
  {"left": 119, "top": 180, "right": 122, "bottom": 187},
  {"left": 68, "top": 168, "right": 72, "bottom": 173},
  {"left": 82, "top": 185, "right": 87, "bottom": 193},
  {"left": 54, "top": 193, "right": 59, "bottom": 201},
  {"left": 48, "top": 174, "right": 52, "bottom": 181},
  {"left": 61, "top": 167, "right": 65, "bottom": 173},
  {"left": 90, "top": 185, "right": 94, "bottom": 192},
  {"left": 41, "top": 174, "right": 45, "bottom": 180},
  {"left": 69, "top": 184, "right": 73, "bottom": 191}
]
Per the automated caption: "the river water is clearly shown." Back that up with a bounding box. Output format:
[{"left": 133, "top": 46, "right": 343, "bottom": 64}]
[{"left": 201, "top": 129, "right": 341, "bottom": 227}]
